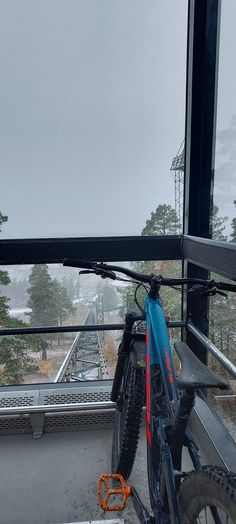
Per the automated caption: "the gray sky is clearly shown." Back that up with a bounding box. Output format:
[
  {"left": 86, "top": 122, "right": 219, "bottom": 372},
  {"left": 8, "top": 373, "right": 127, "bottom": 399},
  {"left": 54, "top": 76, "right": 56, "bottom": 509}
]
[
  {"left": 214, "top": 0, "right": 236, "bottom": 232},
  {"left": 1, "top": 1, "right": 188, "bottom": 239}
]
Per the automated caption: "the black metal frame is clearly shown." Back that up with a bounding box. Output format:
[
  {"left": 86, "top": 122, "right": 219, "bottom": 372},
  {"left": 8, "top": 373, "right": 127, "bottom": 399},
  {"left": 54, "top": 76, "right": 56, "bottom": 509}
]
[
  {"left": 183, "top": 235, "right": 236, "bottom": 281},
  {"left": 0, "top": 0, "right": 235, "bottom": 466},
  {"left": 0, "top": 235, "right": 181, "bottom": 265},
  {"left": 183, "top": 0, "right": 222, "bottom": 363},
  {"left": 1, "top": 234, "right": 235, "bottom": 281}
]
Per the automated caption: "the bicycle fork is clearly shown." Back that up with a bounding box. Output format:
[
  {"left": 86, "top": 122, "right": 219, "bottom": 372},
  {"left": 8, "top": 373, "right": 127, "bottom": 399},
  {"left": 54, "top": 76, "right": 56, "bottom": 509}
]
[{"left": 111, "top": 312, "right": 144, "bottom": 402}]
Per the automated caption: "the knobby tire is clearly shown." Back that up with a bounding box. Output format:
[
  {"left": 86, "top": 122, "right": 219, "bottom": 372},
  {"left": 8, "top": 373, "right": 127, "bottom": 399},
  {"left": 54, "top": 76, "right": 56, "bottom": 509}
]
[
  {"left": 178, "top": 465, "right": 236, "bottom": 523},
  {"left": 111, "top": 360, "right": 145, "bottom": 480}
]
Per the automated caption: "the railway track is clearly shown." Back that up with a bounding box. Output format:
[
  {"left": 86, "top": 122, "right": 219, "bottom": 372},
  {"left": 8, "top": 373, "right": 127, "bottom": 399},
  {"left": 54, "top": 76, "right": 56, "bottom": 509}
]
[{"left": 54, "top": 310, "right": 109, "bottom": 382}]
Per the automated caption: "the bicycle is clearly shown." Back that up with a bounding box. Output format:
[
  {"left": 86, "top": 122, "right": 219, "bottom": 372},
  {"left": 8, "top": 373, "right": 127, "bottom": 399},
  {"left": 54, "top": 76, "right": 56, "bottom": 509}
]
[{"left": 64, "top": 258, "right": 236, "bottom": 523}]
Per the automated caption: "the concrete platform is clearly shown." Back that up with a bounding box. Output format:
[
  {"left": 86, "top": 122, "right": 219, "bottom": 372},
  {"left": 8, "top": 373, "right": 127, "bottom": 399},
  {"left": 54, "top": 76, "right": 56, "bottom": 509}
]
[{"left": 0, "top": 426, "right": 194, "bottom": 524}]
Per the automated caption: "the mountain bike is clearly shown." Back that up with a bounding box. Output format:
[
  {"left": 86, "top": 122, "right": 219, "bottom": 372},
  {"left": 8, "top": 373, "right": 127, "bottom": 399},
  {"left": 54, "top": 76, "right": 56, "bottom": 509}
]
[{"left": 64, "top": 259, "right": 236, "bottom": 523}]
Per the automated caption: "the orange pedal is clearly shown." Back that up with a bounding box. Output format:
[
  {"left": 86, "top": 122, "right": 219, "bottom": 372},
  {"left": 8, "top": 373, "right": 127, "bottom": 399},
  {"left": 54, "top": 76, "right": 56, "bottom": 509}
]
[{"left": 97, "top": 473, "right": 132, "bottom": 511}]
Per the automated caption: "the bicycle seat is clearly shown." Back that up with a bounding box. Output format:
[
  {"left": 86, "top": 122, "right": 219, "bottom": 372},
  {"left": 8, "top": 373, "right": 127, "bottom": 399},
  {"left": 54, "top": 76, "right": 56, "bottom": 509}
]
[{"left": 174, "top": 341, "right": 228, "bottom": 390}]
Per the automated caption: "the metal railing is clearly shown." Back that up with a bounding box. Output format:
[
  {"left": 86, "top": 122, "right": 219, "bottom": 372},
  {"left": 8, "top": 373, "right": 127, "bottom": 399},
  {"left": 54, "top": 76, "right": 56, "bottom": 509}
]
[
  {"left": 54, "top": 330, "right": 81, "bottom": 383},
  {"left": 1, "top": 315, "right": 236, "bottom": 392},
  {"left": 0, "top": 400, "right": 114, "bottom": 416},
  {"left": 0, "top": 320, "right": 185, "bottom": 336},
  {"left": 187, "top": 322, "right": 236, "bottom": 380},
  {"left": 54, "top": 311, "right": 109, "bottom": 382}
]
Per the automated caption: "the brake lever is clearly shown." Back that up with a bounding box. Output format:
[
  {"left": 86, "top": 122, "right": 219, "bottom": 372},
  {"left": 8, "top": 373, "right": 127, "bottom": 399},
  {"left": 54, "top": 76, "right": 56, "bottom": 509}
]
[
  {"left": 199, "top": 287, "right": 217, "bottom": 296},
  {"left": 79, "top": 268, "right": 116, "bottom": 280},
  {"left": 190, "top": 284, "right": 228, "bottom": 299},
  {"left": 199, "top": 287, "right": 227, "bottom": 298},
  {"left": 79, "top": 270, "right": 96, "bottom": 275},
  {"left": 189, "top": 284, "right": 206, "bottom": 294},
  {"left": 216, "top": 289, "right": 228, "bottom": 299},
  {"left": 95, "top": 269, "right": 116, "bottom": 280}
]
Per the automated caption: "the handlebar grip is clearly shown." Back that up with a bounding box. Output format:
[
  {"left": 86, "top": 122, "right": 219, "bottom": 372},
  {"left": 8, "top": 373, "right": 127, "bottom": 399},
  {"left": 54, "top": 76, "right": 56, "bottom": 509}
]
[
  {"left": 63, "top": 259, "right": 96, "bottom": 269},
  {"left": 217, "top": 282, "right": 236, "bottom": 292}
]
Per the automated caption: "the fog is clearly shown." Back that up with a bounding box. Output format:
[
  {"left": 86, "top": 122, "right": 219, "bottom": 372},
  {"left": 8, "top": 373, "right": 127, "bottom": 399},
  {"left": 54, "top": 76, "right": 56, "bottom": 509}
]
[{"left": 0, "top": 0, "right": 188, "bottom": 239}]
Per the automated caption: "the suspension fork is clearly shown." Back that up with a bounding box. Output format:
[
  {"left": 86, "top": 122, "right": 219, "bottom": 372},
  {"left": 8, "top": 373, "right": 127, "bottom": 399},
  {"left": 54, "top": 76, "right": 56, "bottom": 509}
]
[{"left": 111, "top": 312, "right": 144, "bottom": 402}]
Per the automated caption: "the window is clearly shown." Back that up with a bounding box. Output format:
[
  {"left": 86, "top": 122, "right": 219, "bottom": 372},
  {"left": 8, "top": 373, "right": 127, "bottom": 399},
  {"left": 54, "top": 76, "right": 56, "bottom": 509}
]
[
  {"left": 1, "top": 1, "right": 187, "bottom": 239},
  {"left": 213, "top": 0, "right": 236, "bottom": 243}
]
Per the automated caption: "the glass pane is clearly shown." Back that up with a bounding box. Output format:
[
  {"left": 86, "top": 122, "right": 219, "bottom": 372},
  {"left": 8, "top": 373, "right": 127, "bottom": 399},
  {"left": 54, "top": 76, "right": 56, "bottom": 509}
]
[
  {"left": 0, "top": 260, "right": 181, "bottom": 385},
  {"left": 0, "top": 1, "right": 187, "bottom": 239},
  {"left": 213, "top": 1, "right": 236, "bottom": 242},
  {"left": 207, "top": 272, "right": 236, "bottom": 442}
]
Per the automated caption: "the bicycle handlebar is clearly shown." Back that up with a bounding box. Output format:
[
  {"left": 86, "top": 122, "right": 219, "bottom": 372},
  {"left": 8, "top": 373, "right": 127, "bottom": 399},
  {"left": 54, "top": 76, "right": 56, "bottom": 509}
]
[
  {"left": 63, "top": 259, "right": 151, "bottom": 283},
  {"left": 63, "top": 259, "right": 236, "bottom": 293}
]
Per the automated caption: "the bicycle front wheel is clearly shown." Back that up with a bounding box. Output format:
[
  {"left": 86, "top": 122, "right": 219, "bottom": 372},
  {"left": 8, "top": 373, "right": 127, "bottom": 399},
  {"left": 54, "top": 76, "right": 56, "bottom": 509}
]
[
  {"left": 178, "top": 465, "right": 236, "bottom": 523},
  {"left": 111, "top": 357, "right": 145, "bottom": 480}
]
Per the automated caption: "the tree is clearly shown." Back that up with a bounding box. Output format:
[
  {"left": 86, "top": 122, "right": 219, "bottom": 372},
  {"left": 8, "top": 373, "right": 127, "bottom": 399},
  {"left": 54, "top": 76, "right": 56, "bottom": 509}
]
[
  {"left": 27, "top": 265, "right": 56, "bottom": 358},
  {"left": 210, "top": 203, "right": 228, "bottom": 241},
  {"left": 0, "top": 212, "right": 42, "bottom": 384},
  {"left": 121, "top": 203, "right": 182, "bottom": 326},
  {"left": 97, "top": 282, "right": 118, "bottom": 312},
  {"left": 27, "top": 267, "right": 76, "bottom": 353},
  {"left": 230, "top": 200, "right": 236, "bottom": 242},
  {"left": 142, "top": 204, "right": 180, "bottom": 236},
  {"left": 74, "top": 275, "right": 81, "bottom": 300},
  {"left": 27, "top": 265, "right": 56, "bottom": 327},
  {"left": 0, "top": 315, "right": 43, "bottom": 385},
  {"left": 208, "top": 275, "right": 236, "bottom": 376},
  {"left": 62, "top": 276, "right": 76, "bottom": 301},
  {"left": 52, "top": 279, "right": 75, "bottom": 325},
  {"left": 0, "top": 212, "right": 11, "bottom": 325},
  {"left": 0, "top": 274, "right": 10, "bottom": 326},
  {"left": 0, "top": 211, "right": 8, "bottom": 232},
  {"left": 0, "top": 278, "right": 29, "bottom": 308},
  {"left": 141, "top": 205, "right": 181, "bottom": 324},
  {"left": 51, "top": 279, "right": 75, "bottom": 344},
  {"left": 214, "top": 116, "right": 236, "bottom": 244}
]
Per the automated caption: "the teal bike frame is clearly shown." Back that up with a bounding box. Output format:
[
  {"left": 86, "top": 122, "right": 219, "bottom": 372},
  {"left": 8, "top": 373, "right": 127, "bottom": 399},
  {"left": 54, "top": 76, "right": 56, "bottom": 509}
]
[{"left": 144, "top": 294, "right": 182, "bottom": 523}]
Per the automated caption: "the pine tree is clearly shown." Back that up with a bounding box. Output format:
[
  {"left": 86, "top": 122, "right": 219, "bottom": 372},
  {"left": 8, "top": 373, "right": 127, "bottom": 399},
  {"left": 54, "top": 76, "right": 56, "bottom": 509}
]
[
  {"left": 1, "top": 278, "right": 28, "bottom": 308},
  {"left": 0, "top": 212, "right": 41, "bottom": 384},
  {"left": 50, "top": 279, "right": 75, "bottom": 345},
  {"left": 0, "top": 211, "right": 8, "bottom": 232},
  {"left": 211, "top": 204, "right": 228, "bottom": 241},
  {"left": 230, "top": 201, "right": 236, "bottom": 242},
  {"left": 209, "top": 279, "right": 236, "bottom": 375},
  {"left": 27, "top": 265, "right": 56, "bottom": 358},
  {"left": 0, "top": 213, "right": 11, "bottom": 325},
  {"left": 62, "top": 276, "right": 76, "bottom": 301},
  {"left": 121, "top": 204, "right": 181, "bottom": 325},
  {"left": 27, "top": 265, "right": 56, "bottom": 327},
  {"left": 141, "top": 205, "right": 181, "bottom": 323},
  {"left": 97, "top": 281, "right": 118, "bottom": 312},
  {"left": 52, "top": 279, "right": 75, "bottom": 326},
  {"left": 142, "top": 204, "right": 180, "bottom": 236}
]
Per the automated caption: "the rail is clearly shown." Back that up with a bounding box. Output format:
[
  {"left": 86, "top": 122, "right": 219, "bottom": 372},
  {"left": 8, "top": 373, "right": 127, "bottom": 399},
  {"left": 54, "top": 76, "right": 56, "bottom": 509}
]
[
  {"left": 0, "top": 320, "right": 185, "bottom": 336},
  {"left": 2, "top": 316, "right": 235, "bottom": 384},
  {"left": 54, "top": 310, "right": 109, "bottom": 382},
  {"left": 187, "top": 321, "right": 236, "bottom": 380},
  {"left": 54, "top": 330, "right": 81, "bottom": 382},
  {"left": 0, "top": 400, "right": 114, "bottom": 416}
]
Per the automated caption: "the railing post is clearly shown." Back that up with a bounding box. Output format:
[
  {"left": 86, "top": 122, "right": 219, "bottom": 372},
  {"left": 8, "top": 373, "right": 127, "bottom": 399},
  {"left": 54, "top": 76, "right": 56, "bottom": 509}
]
[{"left": 183, "top": 0, "right": 221, "bottom": 362}]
